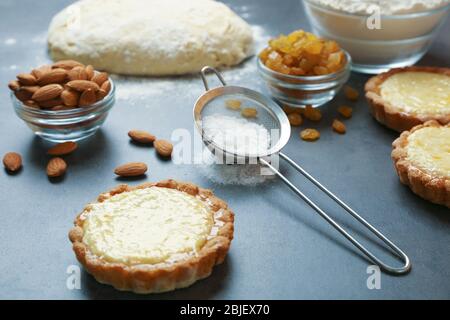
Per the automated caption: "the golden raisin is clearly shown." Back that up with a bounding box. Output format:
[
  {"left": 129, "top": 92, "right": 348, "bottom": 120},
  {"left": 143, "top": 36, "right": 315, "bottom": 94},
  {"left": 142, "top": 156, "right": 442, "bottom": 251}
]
[
  {"left": 241, "top": 107, "right": 258, "bottom": 118},
  {"left": 344, "top": 85, "right": 359, "bottom": 101},
  {"left": 300, "top": 128, "right": 320, "bottom": 141},
  {"left": 225, "top": 99, "right": 242, "bottom": 110},
  {"left": 288, "top": 113, "right": 303, "bottom": 126},
  {"left": 332, "top": 119, "right": 346, "bottom": 134},
  {"left": 282, "top": 105, "right": 303, "bottom": 115},
  {"left": 337, "top": 105, "right": 353, "bottom": 118},
  {"left": 303, "top": 105, "right": 322, "bottom": 121},
  {"left": 259, "top": 29, "right": 346, "bottom": 76}
]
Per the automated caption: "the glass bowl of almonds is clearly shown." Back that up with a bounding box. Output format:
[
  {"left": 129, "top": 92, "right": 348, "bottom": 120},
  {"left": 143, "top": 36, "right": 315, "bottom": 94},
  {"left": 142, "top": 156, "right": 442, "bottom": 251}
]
[
  {"left": 257, "top": 29, "right": 352, "bottom": 108},
  {"left": 8, "top": 60, "right": 115, "bottom": 142}
]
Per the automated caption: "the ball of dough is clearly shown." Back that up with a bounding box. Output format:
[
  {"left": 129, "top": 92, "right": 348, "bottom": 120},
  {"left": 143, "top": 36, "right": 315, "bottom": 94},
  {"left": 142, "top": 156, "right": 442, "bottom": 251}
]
[{"left": 48, "top": 0, "right": 254, "bottom": 76}]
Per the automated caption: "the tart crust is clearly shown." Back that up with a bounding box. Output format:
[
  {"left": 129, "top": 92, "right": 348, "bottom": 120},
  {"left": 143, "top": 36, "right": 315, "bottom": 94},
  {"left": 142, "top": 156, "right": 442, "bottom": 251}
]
[
  {"left": 392, "top": 121, "right": 450, "bottom": 208},
  {"left": 365, "top": 67, "right": 450, "bottom": 132},
  {"left": 69, "top": 179, "right": 234, "bottom": 294}
]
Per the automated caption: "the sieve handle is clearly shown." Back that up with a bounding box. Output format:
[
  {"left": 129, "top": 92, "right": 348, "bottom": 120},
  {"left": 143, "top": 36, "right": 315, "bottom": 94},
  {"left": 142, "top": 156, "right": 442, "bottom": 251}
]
[
  {"left": 259, "top": 153, "right": 411, "bottom": 275},
  {"left": 200, "top": 66, "right": 227, "bottom": 91}
]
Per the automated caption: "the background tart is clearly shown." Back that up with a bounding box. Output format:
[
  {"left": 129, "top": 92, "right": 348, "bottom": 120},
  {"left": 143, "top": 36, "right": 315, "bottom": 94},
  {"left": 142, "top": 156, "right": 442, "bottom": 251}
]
[
  {"left": 365, "top": 67, "right": 450, "bottom": 132},
  {"left": 69, "top": 180, "right": 234, "bottom": 294},
  {"left": 392, "top": 121, "right": 450, "bottom": 208}
]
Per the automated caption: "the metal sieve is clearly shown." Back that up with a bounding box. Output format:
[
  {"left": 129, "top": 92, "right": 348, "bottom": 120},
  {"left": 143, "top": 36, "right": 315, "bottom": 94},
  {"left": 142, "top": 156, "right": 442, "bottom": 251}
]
[{"left": 194, "top": 66, "right": 411, "bottom": 274}]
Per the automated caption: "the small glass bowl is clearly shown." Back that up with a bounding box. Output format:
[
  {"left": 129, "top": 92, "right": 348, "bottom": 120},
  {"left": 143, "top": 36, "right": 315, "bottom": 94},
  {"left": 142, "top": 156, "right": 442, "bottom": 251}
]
[
  {"left": 303, "top": 0, "right": 450, "bottom": 74},
  {"left": 257, "top": 50, "right": 352, "bottom": 108},
  {"left": 11, "top": 80, "right": 115, "bottom": 142}
]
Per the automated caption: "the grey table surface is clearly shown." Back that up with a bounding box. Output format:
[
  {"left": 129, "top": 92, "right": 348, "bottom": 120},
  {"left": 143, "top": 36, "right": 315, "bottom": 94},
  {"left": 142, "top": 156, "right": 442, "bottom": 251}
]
[{"left": 0, "top": 0, "right": 449, "bottom": 300}]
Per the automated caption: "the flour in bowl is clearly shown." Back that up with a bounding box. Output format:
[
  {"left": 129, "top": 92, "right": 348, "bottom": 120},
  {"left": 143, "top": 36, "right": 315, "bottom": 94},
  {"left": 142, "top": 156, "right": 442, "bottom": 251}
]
[{"left": 309, "top": 0, "right": 449, "bottom": 15}]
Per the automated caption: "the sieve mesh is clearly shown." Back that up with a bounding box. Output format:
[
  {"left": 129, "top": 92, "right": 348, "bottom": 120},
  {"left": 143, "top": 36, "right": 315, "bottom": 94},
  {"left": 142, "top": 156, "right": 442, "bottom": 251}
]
[{"left": 194, "top": 85, "right": 290, "bottom": 159}]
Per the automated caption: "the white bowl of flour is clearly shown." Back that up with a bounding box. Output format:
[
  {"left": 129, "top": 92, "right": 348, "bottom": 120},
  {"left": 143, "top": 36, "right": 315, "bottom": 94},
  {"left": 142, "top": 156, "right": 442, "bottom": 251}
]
[{"left": 303, "top": 0, "right": 450, "bottom": 73}]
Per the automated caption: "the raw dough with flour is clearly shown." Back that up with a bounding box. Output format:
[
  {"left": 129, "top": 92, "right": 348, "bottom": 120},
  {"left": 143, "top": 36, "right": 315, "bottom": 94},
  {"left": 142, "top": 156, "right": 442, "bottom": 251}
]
[{"left": 48, "top": 0, "right": 254, "bottom": 75}]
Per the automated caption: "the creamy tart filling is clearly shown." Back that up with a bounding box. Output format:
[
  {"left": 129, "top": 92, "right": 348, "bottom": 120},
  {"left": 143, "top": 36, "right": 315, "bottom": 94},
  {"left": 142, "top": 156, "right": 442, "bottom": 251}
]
[
  {"left": 380, "top": 72, "right": 450, "bottom": 116},
  {"left": 406, "top": 127, "right": 450, "bottom": 178},
  {"left": 81, "top": 187, "right": 215, "bottom": 265}
]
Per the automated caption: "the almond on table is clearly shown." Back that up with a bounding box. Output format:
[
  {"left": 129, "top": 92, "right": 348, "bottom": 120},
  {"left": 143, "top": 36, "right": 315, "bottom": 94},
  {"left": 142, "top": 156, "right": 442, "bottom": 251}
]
[
  {"left": 47, "top": 157, "right": 67, "bottom": 178},
  {"left": 3, "top": 152, "right": 22, "bottom": 172},
  {"left": 154, "top": 139, "right": 173, "bottom": 157},
  {"left": 128, "top": 130, "right": 156, "bottom": 144},
  {"left": 114, "top": 162, "right": 148, "bottom": 177}
]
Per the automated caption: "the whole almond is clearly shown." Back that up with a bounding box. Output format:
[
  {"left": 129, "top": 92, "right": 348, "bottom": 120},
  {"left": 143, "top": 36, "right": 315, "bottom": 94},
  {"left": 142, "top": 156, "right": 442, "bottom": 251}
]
[
  {"left": 21, "top": 86, "right": 40, "bottom": 95},
  {"left": 38, "top": 68, "right": 67, "bottom": 85},
  {"left": 14, "top": 88, "right": 33, "bottom": 101},
  {"left": 52, "top": 60, "right": 84, "bottom": 70},
  {"left": 47, "top": 141, "right": 78, "bottom": 156},
  {"left": 47, "top": 157, "right": 67, "bottom": 178},
  {"left": 85, "top": 65, "right": 94, "bottom": 80},
  {"left": 32, "top": 65, "right": 52, "bottom": 80},
  {"left": 91, "top": 72, "right": 109, "bottom": 86},
  {"left": 67, "top": 66, "right": 88, "bottom": 81},
  {"left": 154, "top": 139, "right": 173, "bottom": 157},
  {"left": 114, "top": 162, "right": 147, "bottom": 177},
  {"left": 24, "top": 100, "right": 40, "bottom": 108},
  {"left": 66, "top": 80, "right": 100, "bottom": 92},
  {"left": 128, "top": 130, "right": 156, "bottom": 144},
  {"left": 17, "top": 73, "right": 37, "bottom": 86},
  {"left": 3, "top": 152, "right": 22, "bottom": 172},
  {"left": 61, "top": 89, "right": 79, "bottom": 107},
  {"left": 79, "top": 89, "right": 97, "bottom": 107},
  {"left": 39, "top": 98, "right": 64, "bottom": 109},
  {"left": 96, "top": 89, "right": 108, "bottom": 101},
  {"left": 50, "top": 105, "right": 73, "bottom": 111},
  {"left": 8, "top": 80, "right": 20, "bottom": 91},
  {"left": 101, "top": 80, "right": 111, "bottom": 93},
  {"left": 32, "top": 84, "right": 63, "bottom": 102}
]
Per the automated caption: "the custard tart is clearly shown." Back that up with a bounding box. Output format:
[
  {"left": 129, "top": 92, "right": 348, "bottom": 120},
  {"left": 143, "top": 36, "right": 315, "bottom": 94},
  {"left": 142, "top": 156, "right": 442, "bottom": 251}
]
[
  {"left": 69, "top": 180, "right": 234, "bottom": 294},
  {"left": 392, "top": 121, "right": 450, "bottom": 208},
  {"left": 365, "top": 67, "right": 450, "bottom": 132}
]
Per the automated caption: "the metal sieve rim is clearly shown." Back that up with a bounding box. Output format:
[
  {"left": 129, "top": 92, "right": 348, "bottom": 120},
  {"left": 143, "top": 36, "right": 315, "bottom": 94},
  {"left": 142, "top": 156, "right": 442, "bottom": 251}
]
[{"left": 193, "top": 85, "right": 291, "bottom": 159}]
